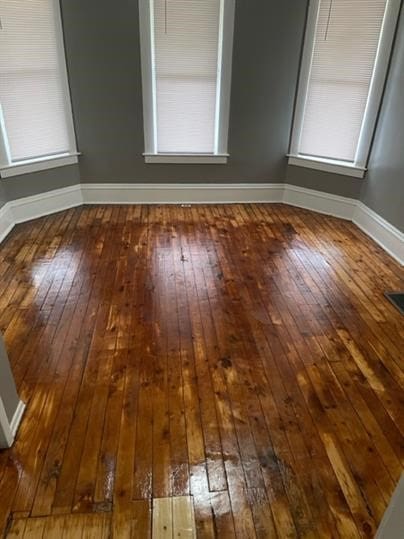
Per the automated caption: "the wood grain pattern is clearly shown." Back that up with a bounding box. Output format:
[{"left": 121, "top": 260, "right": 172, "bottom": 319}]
[
  {"left": 173, "top": 496, "right": 196, "bottom": 538},
  {"left": 0, "top": 204, "right": 402, "bottom": 538},
  {"left": 5, "top": 513, "right": 111, "bottom": 539}
]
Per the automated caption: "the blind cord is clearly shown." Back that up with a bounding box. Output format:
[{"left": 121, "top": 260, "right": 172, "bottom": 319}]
[{"left": 324, "top": 0, "right": 334, "bottom": 40}]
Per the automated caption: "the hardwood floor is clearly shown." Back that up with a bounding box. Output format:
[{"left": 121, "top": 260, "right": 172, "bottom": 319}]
[{"left": 0, "top": 203, "right": 402, "bottom": 538}]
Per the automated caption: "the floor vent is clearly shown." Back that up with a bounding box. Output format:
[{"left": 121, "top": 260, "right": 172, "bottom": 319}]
[{"left": 385, "top": 292, "right": 404, "bottom": 315}]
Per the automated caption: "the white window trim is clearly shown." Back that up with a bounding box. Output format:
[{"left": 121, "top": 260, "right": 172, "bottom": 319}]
[
  {"left": 288, "top": 0, "right": 401, "bottom": 179},
  {"left": 287, "top": 155, "right": 366, "bottom": 179},
  {"left": 0, "top": 153, "right": 80, "bottom": 178},
  {"left": 0, "top": 0, "right": 79, "bottom": 179},
  {"left": 139, "top": 0, "right": 235, "bottom": 164}
]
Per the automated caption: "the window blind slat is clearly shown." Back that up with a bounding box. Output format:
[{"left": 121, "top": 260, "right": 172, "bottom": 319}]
[
  {"left": 299, "top": 0, "right": 388, "bottom": 162},
  {"left": 153, "top": 0, "right": 221, "bottom": 153},
  {"left": 0, "top": 0, "right": 70, "bottom": 162}
]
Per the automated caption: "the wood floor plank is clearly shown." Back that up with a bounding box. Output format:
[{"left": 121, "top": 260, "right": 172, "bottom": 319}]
[
  {"left": 152, "top": 497, "right": 173, "bottom": 539},
  {"left": 0, "top": 204, "right": 402, "bottom": 538},
  {"left": 42, "top": 514, "right": 66, "bottom": 539},
  {"left": 4, "top": 513, "right": 112, "bottom": 539},
  {"left": 112, "top": 499, "right": 151, "bottom": 538},
  {"left": 21, "top": 517, "right": 46, "bottom": 539},
  {"left": 5, "top": 518, "right": 27, "bottom": 538},
  {"left": 172, "top": 496, "right": 197, "bottom": 538},
  {"left": 206, "top": 205, "right": 319, "bottom": 537}
]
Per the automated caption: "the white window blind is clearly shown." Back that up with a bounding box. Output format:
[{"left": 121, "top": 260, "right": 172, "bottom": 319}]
[
  {"left": 297, "top": 0, "right": 389, "bottom": 163},
  {"left": 0, "top": 0, "right": 73, "bottom": 163},
  {"left": 152, "top": 0, "right": 221, "bottom": 154}
]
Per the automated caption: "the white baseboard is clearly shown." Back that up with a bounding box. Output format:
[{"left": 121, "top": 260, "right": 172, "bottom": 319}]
[
  {"left": 0, "top": 185, "right": 83, "bottom": 243},
  {"left": 0, "top": 398, "right": 25, "bottom": 449},
  {"left": 0, "top": 204, "right": 15, "bottom": 244},
  {"left": 81, "top": 182, "right": 284, "bottom": 204},
  {"left": 282, "top": 183, "right": 358, "bottom": 220},
  {"left": 11, "top": 184, "right": 83, "bottom": 224},
  {"left": 0, "top": 182, "right": 401, "bottom": 265},
  {"left": 9, "top": 399, "right": 26, "bottom": 439},
  {"left": 281, "top": 186, "right": 403, "bottom": 264},
  {"left": 353, "top": 203, "right": 404, "bottom": 266}
]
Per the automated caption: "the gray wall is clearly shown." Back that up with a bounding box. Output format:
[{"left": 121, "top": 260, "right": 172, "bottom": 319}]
[
  {"left": 376, "top": 475, "right": 404, "bottom": 539},
  {"left": 360, "top": 9, "right": 404, "bottom": 232},
  {"left": 286, "top": 166, "right": 364, "bottom": 199},
  {"left": 2, "top": 164, "right": 80, "bottom": 201},
  {"left": 60, "top": 0, "right": 306, "bottom": 183}
]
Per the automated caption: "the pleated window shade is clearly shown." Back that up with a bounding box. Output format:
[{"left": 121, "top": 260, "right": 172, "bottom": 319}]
[
  {"left": 0, "top": 0, "right": 71, "bottom": 162},
  {"left": 299, "top": 0, "right": 388, "bottom": 162},
  {"left": 152, "top": 0, "right": 221, "bottom": 153}
]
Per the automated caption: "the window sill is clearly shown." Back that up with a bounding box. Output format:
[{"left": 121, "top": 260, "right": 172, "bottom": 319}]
[
  {"left": 143, "top": 153, "right": 229, "bottom": 164},
  {"left": 287, "top": 155, "right": 366, "bottom": 179},
  {"left": 0, "top": 153, "right": 80, "bottom": 179}
]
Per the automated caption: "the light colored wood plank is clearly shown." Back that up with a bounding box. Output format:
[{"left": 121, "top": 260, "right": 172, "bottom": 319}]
[
  {"left": 172, "top": 496, "right": 196, "bottom": 539},
  {"left": 152, "top": 497, "right": 173, "bottom": 539}
]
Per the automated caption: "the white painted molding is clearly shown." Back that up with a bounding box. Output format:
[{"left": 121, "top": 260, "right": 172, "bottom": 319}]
[
  {"left": 81, "top": 182, "right": 285, "bottom": 204},
  {"left": 0, "top": 398, "right": 25, "bottom": 449},
  {"left": 9, "top": 399, "right": 26, "bottom": 441},
  {"left": 11, "top": 184, "right": 83, "bottom": 224},
  {"left": 282, "top": 183, "right": 358, "bottom": 220},
  {"left": 0, "top": 203, "right": 14, "bottom": 244},
  {"left": 288, "top": 156, "right": 366, "bottom": 179},
  {"left": 0, "top": 154, "right": 79, "bottom": 179},
  {"left": 353, "top": 202, "right": 404, "bottom": 266},
  {"left": 0, "top": 184, "right": 82, "bottom": 243},
  {"left": 0, "top": 182, "right": 402, "bottom": 265}
]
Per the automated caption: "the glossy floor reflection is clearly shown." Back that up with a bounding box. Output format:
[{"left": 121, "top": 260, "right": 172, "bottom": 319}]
[{"left": 0, "top": 204, "right": 403, "bottom": 538}]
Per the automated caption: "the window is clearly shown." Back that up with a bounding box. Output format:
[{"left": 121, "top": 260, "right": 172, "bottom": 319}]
[
  {"left": 0, "top": 0, "right": 78, "bottom": 178},
  {"left": 139, "top": 0, "right": 235, "bottom": 164},
  {"left": 289, "top": 0, "right": 401, "bottom": 178}
]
